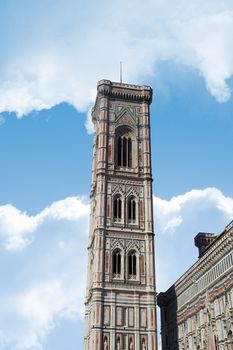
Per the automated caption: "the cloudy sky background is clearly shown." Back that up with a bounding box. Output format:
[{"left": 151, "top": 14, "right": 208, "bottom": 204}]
[{"left": 1, "top": 0, "right": 233, "bottom": 349}]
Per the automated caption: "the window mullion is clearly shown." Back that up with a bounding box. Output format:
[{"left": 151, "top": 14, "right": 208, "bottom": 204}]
[
  {"left": 126, "top": 138, "right": 128, "bottom": 167},
  {"left": 121, "top": 137, "right": 123, "bottom": 166},
  {"left": 131, "top": 200, "right": 133, "bottom": 222}
]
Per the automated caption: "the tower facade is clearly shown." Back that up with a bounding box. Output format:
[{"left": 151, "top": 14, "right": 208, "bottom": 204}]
[{"left": 84, "top": 80, "right": 157, "bottom": 350}]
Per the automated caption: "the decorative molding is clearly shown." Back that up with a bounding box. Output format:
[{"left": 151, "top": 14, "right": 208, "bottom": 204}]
[
  {"left": 116, "top": 114, "right": 135, "bottom": 129},
  {"left": 96, "top": 80, "right": 152, "bottom": 104},
  {"left": 111, "top": 238, "right": 125, "bottom": 251},
  {"left": 126, "top": 186, "right": 139, "bottom": 199},
  {"left": 126, "top": 239, "right": 140, "bottom": 252},
  {"left": 116, "top": 106, "right": 135, "bottom": 120},
  {"left": 177, "top": 249, "right": 233, "bottom": 308},
  {"left": 112, "top": 184, "right": 125, "bottom": 196}
]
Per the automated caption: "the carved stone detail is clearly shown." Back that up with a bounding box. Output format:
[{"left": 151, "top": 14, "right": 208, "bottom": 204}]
[
  {"left": 126, "top": 239, "right": 140, "bottom": 252},
  {"left": 126, "top": 186, "right": 139, "bottom": 198},
  {"left": 115, "top": 106, "right": 136, "bottom": 127},
  {"left": 106, "top": 238, "right": 110, "bottom": 250},
  {"left": 112, "top": 184, "right": 125, "bottom": 196},
  {"left": 111, "top": 238, "right": 125, "bottom": 251}
]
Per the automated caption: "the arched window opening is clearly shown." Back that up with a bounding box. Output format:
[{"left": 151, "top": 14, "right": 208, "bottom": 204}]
[
  {"left": 228, "top": 331, "right": 233, "bottom": 349},
  {"left": 116, "top": 337, "right": 121, "bottom": 350},
  {"left": 113, "top": 250, "right": 121, "bottom": 278},
  {"left": 128, "top": 137, "right": 132, "bottom": 166},
  {"left": 214, "top": 335, "right": 219, "bottom": 350},
  {"left": 104, "top": 336, "right": 109, "bottom": 350},
  {"left": 117, "top": 136, "right": 132, "bottom": 167},
  {"left": 117, "top": 137, "right": 121, "bottom": 166},
  {"left": 129, "top": 337, "right": 134, "bottom": 350},
  {"left": 128, "top": 251, "right": 137, "bottom": 279},
  {"left": 142, "top": 338, "right": 146, "bottom": 350},
  {"left": 128, "top": 198, "right": 136, "bottom": 223},
  {"left": 123, "top": 137, "right": 127, "bottom": 166},
  {"left": 114, "top": 196, "right": 122, "bottom": 222}
]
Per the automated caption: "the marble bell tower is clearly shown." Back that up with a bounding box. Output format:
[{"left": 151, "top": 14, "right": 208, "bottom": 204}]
[{"left": 84, "top": 80, "right": 157, "bottom": 350}]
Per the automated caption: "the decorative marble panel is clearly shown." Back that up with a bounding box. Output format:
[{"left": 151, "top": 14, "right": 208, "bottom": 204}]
[
  {"left": 140, "top": 308, "right": 147, "bottom": 328},
  {"left": 129, "top": 307, "right": 134, "bottom": 327},
  {"left": 104, "top": 306, "right": 110, "bottom": 326},
  {"left": 116, "top": 307, "right": 123, "bottom": 326}
]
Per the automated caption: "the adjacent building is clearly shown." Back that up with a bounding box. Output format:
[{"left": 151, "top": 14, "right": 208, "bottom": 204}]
[
  {"left": 158, "top": 221, "right": 233, "bottom": 350},
  {"left": 84, "top": 80, "right": 157, "bottom": 350}
]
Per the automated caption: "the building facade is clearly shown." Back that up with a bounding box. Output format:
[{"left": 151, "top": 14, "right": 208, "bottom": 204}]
[
  {"left": 158, "top": 221, "right": 233, "bottom": 350},
  {"left": 84, "top": 80, "right": 157, "bottom": 350}
]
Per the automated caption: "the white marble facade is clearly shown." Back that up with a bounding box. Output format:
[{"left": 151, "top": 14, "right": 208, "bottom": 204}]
[{"left": 158, "top": 222, "right": 233, "bottom": 350}]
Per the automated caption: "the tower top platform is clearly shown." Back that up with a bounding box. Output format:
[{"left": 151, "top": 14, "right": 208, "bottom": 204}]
[{"left": 95, "top": 79, "right": 153, "bottom": 104}]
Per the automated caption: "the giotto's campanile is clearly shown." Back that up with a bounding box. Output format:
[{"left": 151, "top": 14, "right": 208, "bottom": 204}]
[{"left": 84, "top": 80, "right": 157, "bottom": 350}]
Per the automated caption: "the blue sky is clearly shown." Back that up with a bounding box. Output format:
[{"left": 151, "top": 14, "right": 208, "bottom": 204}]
[{"left": 0, "top": 1, "right": 233, "bottom": 349}]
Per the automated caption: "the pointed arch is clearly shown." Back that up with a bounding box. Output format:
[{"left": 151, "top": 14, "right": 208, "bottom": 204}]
[
  {"left": 116, "top": 336, "right": 121, "bottom": 350},
  {"left": 141, "top": 338, "right": 147, "bottom": 350},
  {"left": 117, "top": 135, "right": 132, "bottom": 167},
  {"left": 112, "top": 249, "right": 122, "bottom": 278},
  {"left": 115, "top": 126, "right": 135, "bottom": 168},
  {"left": 128, "top": 250, "right": 137, "bottom": 279},
  {"left": 228, "top": 330, "right": 233, "bottom": 350},
  {"left": 128, "top": 196, "right": 136, "bottom": 223},
  {"left": 104, "top": 336, "right": 109, "bottom": 350},
  {"left": 129, "top": 337, "right": 134, "bottom": 350},
  {"left": 113, "top": 195, "right": 122, "bottom": 222}
]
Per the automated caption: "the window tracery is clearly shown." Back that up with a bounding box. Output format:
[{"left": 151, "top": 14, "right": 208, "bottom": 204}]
[
  {"left": 104, "top": 336, "right": 109, "bottom": 350},
  {"left": 113, "top": 195, "right": 122, "bottom": 222},
  {"left": 113, "top": 250, "right": 122, "bottom": 278},
  {"left": 117, "top": 135, "right": 132, "bottom": 167},
  {"left": 129, "top": 337, "right": 134, "bottom": 350},
  {"left": 128, "top": 251, "right": 137, "bottom": 279},
  {"left": 116, "top": 336, "right": 121, "bottom": 350},
  {"left": 128, "top": 197, "right": 136, "bottom": 223},
  {"left": 142, "top": 338, "right": 147, "bottom": 350}
]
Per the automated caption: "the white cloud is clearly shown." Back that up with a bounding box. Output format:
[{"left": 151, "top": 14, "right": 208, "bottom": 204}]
[
  {"left": 0, "top": 197, "right": 89, "bottom": 349},
  {"left": 0, "top": 1, "right": 233, "bottom": 126},
  {"left": 85, "top": 107, "right": 94, "bottom": 135},
  {"left": 0, "top": 197, "right": 89, "bottom": 251},
  {"left": 154, "top": 187, "right": 233, "bottom": 292},
  {"left": 154, "top": 187, "right": 233, "bottom": 234},
  {"left": 0, "top": 204, "right": 37, "bottom": 251}
]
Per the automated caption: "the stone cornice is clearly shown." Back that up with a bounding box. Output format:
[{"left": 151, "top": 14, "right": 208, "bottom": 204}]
[
  {"left": 175, "top": 224, "right": 233, "bottom": 295},
  {"left": 157, "top": 222, "right": 233, "bottom": 308},
  {"left": 177, "top": 271, "right": 233, "bottom": 324},
  {"left": 96, "top": 79, "right": 153, "bottom": 105}
]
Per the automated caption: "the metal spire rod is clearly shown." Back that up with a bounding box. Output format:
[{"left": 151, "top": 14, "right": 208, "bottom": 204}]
[{"left": 120, "top": 61, "right": 123, "bottom": 83}]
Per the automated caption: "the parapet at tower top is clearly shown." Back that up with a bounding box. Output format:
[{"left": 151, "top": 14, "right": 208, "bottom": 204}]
[{"left": 96, "top": 79, "right": 153, "bottom": 104}]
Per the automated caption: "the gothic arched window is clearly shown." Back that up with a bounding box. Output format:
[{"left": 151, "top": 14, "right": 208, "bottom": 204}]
[
  {"left": 214, "top": 335, "right": 220, "bottom": 350},
  {"left": 227, "top": 331, "right": 233, "bottom": 350},
  {"left": 113, "top": 250, "right": 121, "bottom": 278},
  {"left": 113, "top": 196, "right": 122, "bottom": 222},
  {"left": 117, "top": 136, "right": 132, "bottom": 167},
  {"left": 128, "top": 251, "right": 137, "bottom": 279},
  {"left": 128, "top": 197, "right": 136, "bottom": 223},
  {"left": 129, "top": 337, "right": 134, "bottom": 350},
  {"left": 116, "top": 337, "right": 121, "bottom": 350},
  {"left": 104, "top": 336, "right": 109, "bottom": 350},
  {"left": 142, "top": 338, "right": 147, "bottom": 350}
]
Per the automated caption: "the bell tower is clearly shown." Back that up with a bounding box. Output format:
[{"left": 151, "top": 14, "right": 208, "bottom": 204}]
[{"left": 84, "top": 80, "right": 157, "bottom": 350}]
